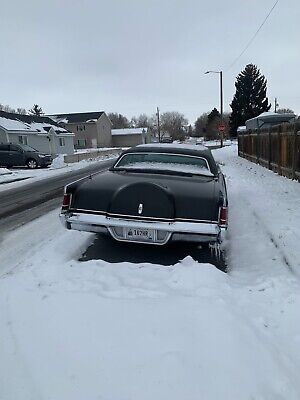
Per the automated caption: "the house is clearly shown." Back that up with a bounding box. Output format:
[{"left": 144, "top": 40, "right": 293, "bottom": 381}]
[
  {"left": 245, "top": 112, "right": 296, "bottom": 130},
  {"left": 48, "top": 111, "right": 112, "bottom": 149},
  {"left": 237, "top": 126, "right": 247, "bottom": 134},
  {"left": 0, "top": 111, "right": 74, "bottom": 156},
  {"left": 111, "top": 127, "right": 148, "bottom": 147}
]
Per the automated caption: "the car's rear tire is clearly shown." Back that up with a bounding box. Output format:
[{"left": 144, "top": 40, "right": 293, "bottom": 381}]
[
  {"left": 200, "top": 242, "right": 227, "bottom": 271},
  {"left": 209, "top": 242, "right": 227, "bottom": 271},
  {"left": 26, "top": 159, "right": 38, "bottom": 169}
]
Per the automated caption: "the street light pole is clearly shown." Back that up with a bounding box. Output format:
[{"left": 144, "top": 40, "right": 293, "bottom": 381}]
[{"left": 205, "top": 70, "right": 224, "bottom": 147}]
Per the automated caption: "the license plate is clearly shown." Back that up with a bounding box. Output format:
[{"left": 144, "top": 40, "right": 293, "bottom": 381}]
[{"left": 124, "top": 227, "right": 156, "bottom": 242}]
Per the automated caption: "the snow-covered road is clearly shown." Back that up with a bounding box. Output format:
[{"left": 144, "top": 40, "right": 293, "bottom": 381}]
[{"left": 0, "top": 144, "right": 300, "bottom": 400}]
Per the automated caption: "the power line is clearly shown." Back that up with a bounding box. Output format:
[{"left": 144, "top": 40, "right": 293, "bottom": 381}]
[{"left": 225, "top": 0, "right": 280, "bottom": 71}]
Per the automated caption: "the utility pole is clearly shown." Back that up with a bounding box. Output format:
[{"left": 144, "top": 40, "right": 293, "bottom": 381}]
[
  {"left": 220, "top": 71, "right": 224, "bottom": 148},
  {"left": 274, "top": 97, "right": 278, "bottom": 113},
  {"left": 205, "top": 70, "right": 224, "bottom": 147},
  {"left": 156, "top": 107, "right": 161, "bottom": 142}
]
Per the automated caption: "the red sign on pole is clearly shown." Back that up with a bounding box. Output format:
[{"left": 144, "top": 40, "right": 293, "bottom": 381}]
[{"left": 218, "top": 123, "right": 225, "bottom": 133}]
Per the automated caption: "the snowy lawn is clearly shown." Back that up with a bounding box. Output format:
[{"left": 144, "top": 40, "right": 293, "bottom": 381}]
[{"left": 0, "top": 144, "right": 300, "bottom": 400}]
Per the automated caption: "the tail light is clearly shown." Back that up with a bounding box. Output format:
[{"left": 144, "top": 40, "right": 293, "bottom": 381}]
[
  {"left": 219, "top": 206, "right": 228, "bottom": 227},
  {"left": 61, "top": 193, "right": 71, "bottom": 212}
]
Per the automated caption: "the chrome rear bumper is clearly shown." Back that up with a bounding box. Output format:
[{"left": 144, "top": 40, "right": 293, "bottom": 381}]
[{"left": 60, "top": 211, "right": 221, "bottom": 245}]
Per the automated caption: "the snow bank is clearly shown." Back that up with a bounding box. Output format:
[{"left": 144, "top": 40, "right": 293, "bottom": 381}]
[
  {"left": 0, "top": 167, "right": 12, "bottom": 175},
  {"left": 49, "top": 154, "right": 66, "bottom": 169}
]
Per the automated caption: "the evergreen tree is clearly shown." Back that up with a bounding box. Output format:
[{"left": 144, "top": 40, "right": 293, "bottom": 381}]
[
  {"left": 206, "top": 108, "right": 220, "bottom": 125},
  {"left": 206, "top": 108, "right": 220, "bottom": 140},
  {"left": 194, "top": 113, "right": 208, "bottom": 137},
  {"left": 229, "top": 64, "right": 270, "bottom": 137},
  {"left": 29, "top": 104, "right": 44, "bottom": 116}
]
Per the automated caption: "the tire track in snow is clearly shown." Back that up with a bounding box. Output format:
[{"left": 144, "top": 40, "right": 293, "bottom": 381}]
[{"left": 246, "top": 198, "right": 296, "bottom": 275}]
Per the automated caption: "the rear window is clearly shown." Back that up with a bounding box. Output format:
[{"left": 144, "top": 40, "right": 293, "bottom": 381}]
[
  {"left": 114, "top": 152, "right": 213, "bottom": 176},
  {"left": 0, "top": 144, "right": 10, "bottom": 151}
]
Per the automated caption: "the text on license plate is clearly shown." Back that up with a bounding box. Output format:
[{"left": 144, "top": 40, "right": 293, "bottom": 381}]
[{"left": 124, "top": 227, "right": 156, "bottom": 242}]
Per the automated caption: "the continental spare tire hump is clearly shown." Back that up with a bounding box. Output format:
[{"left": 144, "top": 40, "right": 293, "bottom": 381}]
[{"left": 108, "top": 182, "right": 175, "bottom": 219}]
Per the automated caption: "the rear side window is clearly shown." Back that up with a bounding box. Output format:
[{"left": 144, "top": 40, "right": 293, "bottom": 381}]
[
  {"left": 0, "top": 144, "right": 10, "bottom": 151},
  {"left": 10, "top": 145, "right": 22, "bottom": 152}
]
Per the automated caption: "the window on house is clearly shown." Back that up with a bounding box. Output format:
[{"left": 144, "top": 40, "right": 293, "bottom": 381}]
[
  {"left": 59, "top": 137, "right": 65, "bottom": 146},
  {"left": 76, "top": 139, "right": 86, "bottom": 148},
  {"left": 18, "top": 135, "right": 28, "bottom": 145}
]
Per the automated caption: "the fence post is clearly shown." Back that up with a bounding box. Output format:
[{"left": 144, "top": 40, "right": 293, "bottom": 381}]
[
  {"left": 268, "top": 127, "right": 271, "bottom": 170},
  {"left": 256, "top": 129, "right": 260, "bottom": 164},
  {"left": 277, "top": 125, "right": 282, "bottom": 176},
  {"left": 292, "top": 123, "right": 298, "bottom": 180},
  {"left": 240, "top": 131, "right": 244, "bottom": 157}
]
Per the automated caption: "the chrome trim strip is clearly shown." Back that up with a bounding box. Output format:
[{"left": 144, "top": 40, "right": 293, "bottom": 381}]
[
  {"left": 61, "top": 212, "right": 220, "bottom": 236},
  {"left": 68, "top": 208, "right": 218, "bottom": 224}
]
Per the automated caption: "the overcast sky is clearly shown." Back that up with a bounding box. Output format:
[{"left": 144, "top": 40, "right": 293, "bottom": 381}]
[{"left": 1, "top": 0, "right": 299, "bottom": 123}]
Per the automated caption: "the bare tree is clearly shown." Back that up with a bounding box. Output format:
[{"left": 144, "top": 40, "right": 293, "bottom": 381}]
[
  {"left": 3, "top": 104, "right": 15, "bottom": 113},
  {"left": 16, "top": 107, "right": 27, "bottom": 115},
  {"left": 160, "top": 111, "right": 188, "bottom": 140},
  {"left": 130, "top": 114, "right": 151, "bottom": 128},
  {"left": 108, "top": 112, "right": 130, "bottom": 129},
  {"left": 0, "top": 103, "right": 28, "bottom": 114}
]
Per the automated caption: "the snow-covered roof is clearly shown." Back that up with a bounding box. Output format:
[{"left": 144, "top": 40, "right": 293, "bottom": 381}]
[
  {"left": 112, "top": 127, "right": 148, "bottom": 136},
  {"left": 48, "top": 111, "right": 105, "bottom": 124},
  {"left": 237, "top": 126, "right": 247, "bottom": 132},
  {"left": 247, "top": 111, "right": 296, "bottom": 122},
  {"left": 0, "top": 116, "right": 31, "bottom": 131},
  {"left": 0, "top": 111, "right": 73, "bottom": 135}
]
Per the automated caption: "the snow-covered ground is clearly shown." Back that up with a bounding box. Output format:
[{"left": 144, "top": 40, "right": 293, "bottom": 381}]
[
  {"left": 74, "top": 147, "right": 128, "bottom": 154},
  {"left": 0, "top": 144, "right": 300, "bottom": 400},
  {"left": 0, "top": 153, "right": 119, "bottom": 192}
]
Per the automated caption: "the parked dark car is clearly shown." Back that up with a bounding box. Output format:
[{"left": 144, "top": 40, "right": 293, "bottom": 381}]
[
  {"left": 60, "top": 143, "right": 228, "bottom": 261},
  {"left": 0, "top": 143, "right": 52, "bottom": 169},
  {"left": 160, "top": 137, "right": 173, "bottom": 143}
]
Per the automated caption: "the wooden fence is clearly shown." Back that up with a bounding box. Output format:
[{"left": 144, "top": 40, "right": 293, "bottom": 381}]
[{"left": 238, "top": 123, "right": 300, "bottom": 182}]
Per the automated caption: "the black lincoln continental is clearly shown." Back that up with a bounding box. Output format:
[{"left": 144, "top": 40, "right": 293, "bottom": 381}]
[{"left": 60, "top": 143, "right": 228, "bottom": 258}]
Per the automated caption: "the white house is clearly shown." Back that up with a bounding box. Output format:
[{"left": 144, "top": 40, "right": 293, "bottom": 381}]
[{"left": 0, "top": 111, "right": 74, "bottom": 156}]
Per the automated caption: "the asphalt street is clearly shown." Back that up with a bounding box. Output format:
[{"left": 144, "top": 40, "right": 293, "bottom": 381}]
[{"left": 0, "top": 159, "right": 115, "bottom": 234}]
